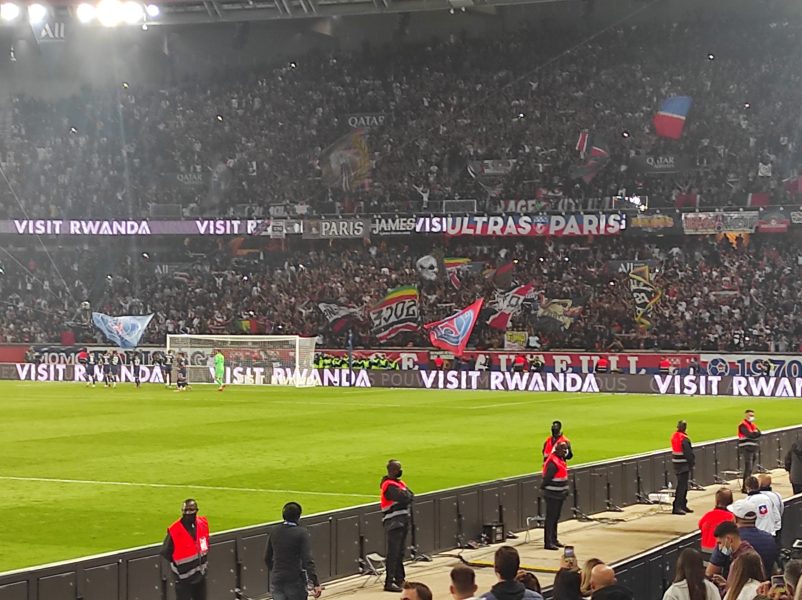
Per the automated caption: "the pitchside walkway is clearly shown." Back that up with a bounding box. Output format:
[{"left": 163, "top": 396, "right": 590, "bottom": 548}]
[{"left": 319, "top": 470, "right": 793, "bottom": 600}]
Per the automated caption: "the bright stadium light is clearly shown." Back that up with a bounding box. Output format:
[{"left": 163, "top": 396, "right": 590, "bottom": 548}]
[
  {"left": 0, "top": 2, "right": 21, "bottom": 21},
  {"left": 27, "top": 3, "right": 47, "bottom": 24},
  {"left": 145, "top": 3, "right": 159, "bottom": 16},
  {"left": 96, "top": 0, "right": 123, "bottom": 27},
  {"left": 121, "top": 1, "right": 144, "bottom": 24},
  {"left": 76, "top": 2, "right": 96, "bottom": 22}
]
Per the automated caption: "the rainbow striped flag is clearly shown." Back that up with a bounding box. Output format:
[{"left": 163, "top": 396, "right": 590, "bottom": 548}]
[{"left": 369, "top": 286, "right": 420, "bottom": 342}]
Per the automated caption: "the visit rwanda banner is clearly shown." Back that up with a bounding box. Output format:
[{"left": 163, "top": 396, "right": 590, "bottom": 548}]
[
  {"left": 92, "top": 313, "right": 153, "bottom": 349},
  {"left": 369, "top": 286, "right": 419, "bottom": 342}
]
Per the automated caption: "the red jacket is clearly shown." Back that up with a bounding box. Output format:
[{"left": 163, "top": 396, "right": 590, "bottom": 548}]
[{"left": 698, "top": 508, "right": 735, "bottom": 551}]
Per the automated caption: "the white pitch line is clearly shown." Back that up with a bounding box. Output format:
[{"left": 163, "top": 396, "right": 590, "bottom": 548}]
[
  {"left": 271, "top": 400, "right": 404, "bottom": 408},
  {"left": 468, "top": 394, "right": 612, "bottom": 410},
  {"left": 0, "top": 476, "right": 375, "bottom": 499}
]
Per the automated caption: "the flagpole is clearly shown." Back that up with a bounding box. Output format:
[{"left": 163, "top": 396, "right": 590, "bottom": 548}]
[{"left": 347, "top": 328, "right": 354, "bottom": 381}]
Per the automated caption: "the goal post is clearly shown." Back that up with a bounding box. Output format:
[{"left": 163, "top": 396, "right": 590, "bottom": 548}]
[{"left": 165, "top": 334, "right": 318, "bottom": 386}]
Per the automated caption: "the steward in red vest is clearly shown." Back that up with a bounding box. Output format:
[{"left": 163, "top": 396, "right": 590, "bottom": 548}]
[
  {"left": 659, "top": 357, "right": 671, "bottom": 374},
  {"left": 738, "top": 409, "right": 761, "bottom": 492},
  {"left": 160, "top": 499, "right": 209, "bottom": 599},
  {"left": 595, "top": 356, "right": 609, "bottom": 373},
  {"left": 670, "top": 421, "right": 695, "bottom": 515},
  {"left": 380, "top": 460, "right": 414, "bottom": 592},
  {"left": 513, "top": 355, "right": 527, "bottom": 373},
  {"left": 542, "top": 420, "right": 574, "bottom": 462},
  {"left": 541, "top": 442, "right": 569, "bottom": 550}
]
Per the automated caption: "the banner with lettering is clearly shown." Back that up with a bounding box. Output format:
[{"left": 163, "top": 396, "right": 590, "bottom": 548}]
[
  {"left": 369, "top": 286, "right": 419, "bottom": 342},
  {"left": 303, "top": 219, "right": 370, "bottom": 240},
  {"left": 165, "top": 172, "right": 208, "bottom": 188},
  {"left": 632, "top": 154, "right": 693, "bottom": 175},
  {"left": 681, "top": 212, "right": 759, "bottom": 235},
  {"left": 2, "top": 219, "right": 301, "bottom": 236},
  {"left": 504, "top": 331, "right": 528, "bottom": 350},
  {"left": 346, "top": 113, "right": 386, "bottom": 129},
  {"left": 415, "top": 214, "right": 627, "bottom": 237},
  {"left": 629, "top": 265, "right": 661, "bottom": 327}
]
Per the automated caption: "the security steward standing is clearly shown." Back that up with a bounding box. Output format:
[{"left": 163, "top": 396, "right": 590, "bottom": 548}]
[
  {"left": 380, "top": 460, "right": 414, "bottom": 593},
  {"left": 541, "top": 442, "right": 569, "bottom": 550},
  {"left": 160, "top": 499, "right": 209, "bottom": 600},
  {"left": 671, "top": 421, "right": 695, "bottom": 515},
  {"left": 595, "top": 356, "right": 609, "bottom": 373},
  {"left": 738, "top": 409, "right": 761, "bottom": 493},
  {"left": 513, "top": 355, "right": 527, "bottom": 373},
  {"left": 542, "top": 421, "right": 574, "bottom": 463},
  {"left": 659, "top": 356, "right": 672, "bottom": 374}
]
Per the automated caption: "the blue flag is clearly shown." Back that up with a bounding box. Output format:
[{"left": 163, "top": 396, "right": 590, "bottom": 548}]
[
  {"left": 92, "top": 312, "right": 154, "bottom": 349},
  {"left": 424, "top": 298, "right": 483, "bottom": 357}
]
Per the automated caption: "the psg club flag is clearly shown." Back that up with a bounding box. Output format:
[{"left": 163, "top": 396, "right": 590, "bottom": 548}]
[
  {"left": 653, "top": 96, "right": 692, "bottom": 140},
  {"left": 424, "top": 298, "right": 484, "bottom": 356},
  {"left": 92, "top": 312, "right": 154, "bottom": 349}
]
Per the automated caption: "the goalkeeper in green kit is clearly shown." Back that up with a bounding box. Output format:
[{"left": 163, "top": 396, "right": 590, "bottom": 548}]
[{"left": 214, "top": 349, "right": 225, "bottom": 391}]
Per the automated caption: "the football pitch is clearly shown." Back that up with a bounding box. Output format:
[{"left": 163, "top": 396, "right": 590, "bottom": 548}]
[{"left": 0, "top": 381, "right": 800, "bottom": 573}]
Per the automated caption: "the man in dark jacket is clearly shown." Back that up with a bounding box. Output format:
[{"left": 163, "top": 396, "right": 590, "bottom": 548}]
[
  {"left": 265, "top": 502, "right": 321, "bottom": 600},
  {"left": 380, "top": 459, "right": 414, "bottom": 593},
  {"left": 737, "top": 409, "right": 761, "bottom": 493},
  {"left": 784, "top": 441, "right": 802, "bottom": 494},
  {"left": 480, "top": 546, "right": 543, "bottom": 600}
]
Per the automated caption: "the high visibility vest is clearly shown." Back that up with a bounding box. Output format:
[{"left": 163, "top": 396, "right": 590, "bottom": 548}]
[
  {"left": 168, "top": 517, "right": 209, "bottom": 580},
  {"left": 659, "top": 359, "right": 671, "bottom": 373},
  {"left": 543, "top": 434, "right": 570, "bottom": 460},
  {"left": 542, "top": 454, "right": 569, "bottom": 497},
  {"left": 514, "top": 356, "right": 526, "bottom": 367},
  {"left": 671, "top": 431, "right": 689, "bottom": 465},
  {"left": 738, "top": 419, "right": 759, "bottom": 449},
  {"left": 596, "top": 358, "right": 609, "bottom": 371},
  {"left": 380, "top": 479, "right": 410, "bottom": 522}
]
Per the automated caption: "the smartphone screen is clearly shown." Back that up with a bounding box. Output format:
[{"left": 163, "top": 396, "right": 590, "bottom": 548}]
[
  {"left": 563, "top": 545, "right": 575, "bottom": 558},
  {"left": 772, "top": 575, "right": 786, "bottom": 589}
]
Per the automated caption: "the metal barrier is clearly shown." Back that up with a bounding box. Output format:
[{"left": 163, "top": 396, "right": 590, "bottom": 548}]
[{"left": 1, "top": 427, "right": 800, "bottom": 600}]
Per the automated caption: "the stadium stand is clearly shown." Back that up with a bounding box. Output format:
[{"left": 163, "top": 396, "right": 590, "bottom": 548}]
[
  {"left": 0, "top": 15, "right": 801, "bottom": 220},
  {"left": 2, "top": 234, "right": 802, "bottom": 351}
]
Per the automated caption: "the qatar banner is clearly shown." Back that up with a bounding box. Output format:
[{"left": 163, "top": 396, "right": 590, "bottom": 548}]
[
  {"left": 414, "top": 214, "right": 627, "bottom": 237},
  {"left": 314, "top": 349, "right": 698, "bottom": 374},
  {"left": 700, "top": 353, "right": 802, "bottom": 378}
]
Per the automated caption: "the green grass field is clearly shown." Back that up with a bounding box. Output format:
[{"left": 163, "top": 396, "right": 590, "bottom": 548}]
[{"left": 0, "top": 381, "right": 800, "bottom": 573}]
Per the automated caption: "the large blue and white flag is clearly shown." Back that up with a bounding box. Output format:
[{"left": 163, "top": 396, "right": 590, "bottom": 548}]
[{"left": 92, "top": 313, "right": 153, "bottom": 349}]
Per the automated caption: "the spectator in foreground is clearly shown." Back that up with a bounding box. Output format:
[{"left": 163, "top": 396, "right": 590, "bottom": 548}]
[
  {"left": 743, "top": 478, "right": 774, "bottom": 535},
  {"left": 589, "top": 564, "right": 633, "bottom": 600},
  {"left": 723, "top": 552, "right": 764, "bottom": 600},
  {"left": 756, "top": 559, "right": 802, "bottom": 600},
  {"left": 580, "top": 559, "right": 605, "bottom": 597},
  {"left": 264, "top": 502, "right": 321, "bottom": 600},
  {"left": 450, "top": 566, "right": 479, "bottom": 600},
  {"left": 515, "top": 571, "right": 541, "bottom": 596},
  {"left": 784, "top": 442, "right": 802, "bottom": 495},
  {"left": 707, "top": 513, "right": 776, "bottom": 581},
  {"left": 662, "top": 548, "right": 720, "bottom": 600},
  {"left": 480, "top": 546, "right": 543, "bottom": 600},
  {"left": 402, "top": 582, "right": 433, "bottom": 600},
  {"left": 698, "top": 488, "right": 735, "bottom": 555},
  {"left": 552, "top": 568, "right": 582, "bottom": 600},
  {"left": 756, "top": 475, "right": 783, "bottom": 539}
]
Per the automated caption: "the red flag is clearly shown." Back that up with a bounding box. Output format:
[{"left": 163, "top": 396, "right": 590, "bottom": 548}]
[
  {"left": 424, "top": 299, "right": 484, "bottom": 356},
  {"left": 746, "top": 192, "right": 770, "bottom": 208},
  {"left": 487, "top": 283, "right": 534, "bottom": 331},
  {"left": 674, "top": 192, "right": 699, "bottom": 209}
]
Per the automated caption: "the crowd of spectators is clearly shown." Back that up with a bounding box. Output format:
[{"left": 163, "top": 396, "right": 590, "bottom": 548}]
[
  {"left": 1, "top": 10, "right": 802, "bottom": 219},
  {"left": 2, "top": 232, "right": 802, "bottom": 351}
]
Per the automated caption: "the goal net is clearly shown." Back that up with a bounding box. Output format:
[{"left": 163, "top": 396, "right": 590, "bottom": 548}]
[{"left": 165, "top": 334, "right": 318, "bottom": 386}]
